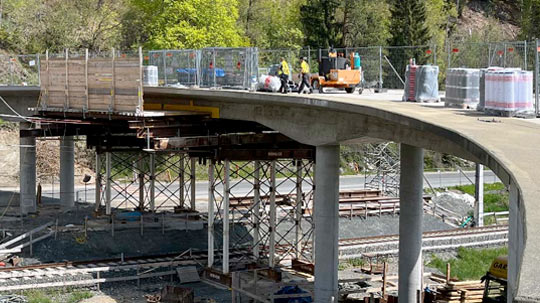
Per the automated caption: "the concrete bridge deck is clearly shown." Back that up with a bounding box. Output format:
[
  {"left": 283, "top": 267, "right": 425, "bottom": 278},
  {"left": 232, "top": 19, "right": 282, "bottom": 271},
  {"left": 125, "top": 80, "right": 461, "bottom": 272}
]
[{"left": 0, "top": 86, "right": 538, "bottom": 302}]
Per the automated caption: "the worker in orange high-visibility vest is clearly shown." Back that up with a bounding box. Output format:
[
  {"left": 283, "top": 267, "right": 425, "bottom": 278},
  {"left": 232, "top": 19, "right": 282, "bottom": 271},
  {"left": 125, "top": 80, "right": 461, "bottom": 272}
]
[
  {"left": 278, "top": 57, "right": 290, "bottom": 94},
  {"left": 298, "top": 57, "right": 312, "bottom": 94}
]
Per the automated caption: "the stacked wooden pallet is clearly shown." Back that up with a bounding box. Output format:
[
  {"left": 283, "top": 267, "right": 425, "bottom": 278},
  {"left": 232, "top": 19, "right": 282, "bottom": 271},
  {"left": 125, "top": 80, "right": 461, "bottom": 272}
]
[{"left": 435, "top": 280, "right": 484, "bottom": 303}]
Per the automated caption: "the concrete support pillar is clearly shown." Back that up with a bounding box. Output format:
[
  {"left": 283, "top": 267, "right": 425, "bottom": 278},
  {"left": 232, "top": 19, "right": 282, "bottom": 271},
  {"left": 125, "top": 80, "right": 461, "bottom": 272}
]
[
  {"left": 314, "top": 145, "right": 340, "bottom": 303},
  {"left": 269, "top": 160, "right": 277, "bottom": 268},
  {"left": 223, "top": 160, "right": 230, "bottom": 274},
  {"left": 398, "top": 144, "right": 424, "bottom": 303},
  {"left": 475, "top": 163, "right": 484, "bottom": 227},
  {"left": 105, "top": 152, "right": 112, "bottom": 215},
  {"left": 190, "top": 157, "right": 196, "bottom": 210},
  {"left": 208, "top": 161, "right": 215, "bottom": 267},
  {"left": 94, "top": 152, "right": 101, "bottom": 212},
  {"left": 60, "top": 136, "right": 75, "bottom": 209},
  {"left": 252, "top": 161, "right": 261, "bottom": 259},
  {"left": 508, "top": 183, "right": 524, "bottom": 303},
  {"left": 19, "top": 124, "right": 36, "bottom": 215}
]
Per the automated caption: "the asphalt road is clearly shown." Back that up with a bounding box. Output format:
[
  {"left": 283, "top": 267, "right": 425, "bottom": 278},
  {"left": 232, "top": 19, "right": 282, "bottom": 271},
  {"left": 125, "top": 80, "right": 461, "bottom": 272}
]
[{"left": 40, "top": 170, "right": 499, "bottom": 203}]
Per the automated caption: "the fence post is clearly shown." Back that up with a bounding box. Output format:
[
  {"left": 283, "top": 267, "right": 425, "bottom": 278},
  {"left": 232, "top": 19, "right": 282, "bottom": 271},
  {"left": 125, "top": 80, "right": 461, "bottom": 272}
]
[
  {"left": 488, "top": 43, "right": 491, "bottom": 67},
  {"left": 534, "top": 38, "right": 540, "bottom": 116},
  {"left": 447, "top": 40, "right": 451, "bottom": 70},
  {"left": 378, "top": 46, "right": 383, "bottom": 89},
  {"left": 524, "top": 40, "right": 528, "bottom": 69}
]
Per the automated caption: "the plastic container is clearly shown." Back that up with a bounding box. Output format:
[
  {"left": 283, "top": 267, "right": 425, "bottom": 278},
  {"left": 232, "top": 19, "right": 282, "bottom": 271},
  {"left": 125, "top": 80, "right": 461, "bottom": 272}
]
[
  {"left": 415, "top": 65, "right": 439, "bottom": 102},
  {"left": 354, "top": 53, "right": 361, "bottom": 70},
  {"left": 143, "top": 66, "right": 158, "bottom": 86}
]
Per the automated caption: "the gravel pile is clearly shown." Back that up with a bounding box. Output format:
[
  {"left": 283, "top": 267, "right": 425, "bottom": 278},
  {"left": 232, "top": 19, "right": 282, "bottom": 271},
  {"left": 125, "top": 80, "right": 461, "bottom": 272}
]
[{"left": 432, "top": 190, "right": 475, "bottom": 217}]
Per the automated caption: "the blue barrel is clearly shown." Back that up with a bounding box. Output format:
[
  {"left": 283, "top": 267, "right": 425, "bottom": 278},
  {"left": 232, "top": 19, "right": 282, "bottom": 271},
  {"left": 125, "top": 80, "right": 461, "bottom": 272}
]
[{"left": 354, "top": 53, "right": 361, "bottom": 70}]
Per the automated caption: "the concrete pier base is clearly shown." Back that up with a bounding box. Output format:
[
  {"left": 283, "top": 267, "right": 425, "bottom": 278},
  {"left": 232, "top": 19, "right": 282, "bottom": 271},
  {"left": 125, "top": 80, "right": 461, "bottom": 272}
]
[
  {"left": 60, "top": 136, "right": 75, "bottom": 209},
  {"left": 314, "top": 145, "right": 339, "bottom": 303},
  {"left": 19, "top": 123, "right": 36, "bottom": 215},
  {"left": 398, "top": 144, "right": 424, "bottom": 303}
]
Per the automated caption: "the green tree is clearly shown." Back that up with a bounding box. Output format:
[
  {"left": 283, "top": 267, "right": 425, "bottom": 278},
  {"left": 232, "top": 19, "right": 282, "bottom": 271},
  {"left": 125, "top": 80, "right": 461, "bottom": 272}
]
[
  {"left": 520, "top": 0, "right": 540, "bottom": 40},
  {"left": 341, "top": 0, "right": 391, "bottom": 47},
  {"left": 299, "top": 0, "right": 342, "bottom": 48},
  {"left": 237, "top": 0, "right": 305, "bottom": 49},
  {"left": 134, "top": 0, "right": 248, "bottom": 50},
  {"left": 1, "top": 0, "right": 126, "bottom": 53}
]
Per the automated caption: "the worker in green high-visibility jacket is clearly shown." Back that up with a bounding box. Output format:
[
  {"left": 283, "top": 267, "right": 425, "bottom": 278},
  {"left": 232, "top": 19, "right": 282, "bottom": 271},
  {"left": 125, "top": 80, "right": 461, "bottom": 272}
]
[
  {"left": 278, "top": 57, "right": 290, "bottom": 94},
  {"left": 298, "top": 57, "right": 312, "bottom": 94}
]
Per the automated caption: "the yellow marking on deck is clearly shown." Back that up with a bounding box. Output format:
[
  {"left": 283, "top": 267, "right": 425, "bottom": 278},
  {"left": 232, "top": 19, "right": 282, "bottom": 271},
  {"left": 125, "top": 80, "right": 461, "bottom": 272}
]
[{"left": 144, "top": 100, "right": 220, "bottom": 118}]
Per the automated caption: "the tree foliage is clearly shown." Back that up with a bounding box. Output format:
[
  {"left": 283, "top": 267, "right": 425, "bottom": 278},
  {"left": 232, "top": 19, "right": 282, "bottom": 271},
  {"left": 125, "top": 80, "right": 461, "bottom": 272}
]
[
  {"left": 133, "top": 0, "right": 248, "bottom": 50},
  {"left": 237, "top": 0, "right": 305, "bottom": 49},
  {"left": 299, "top": 0, "right": 342, "bottom": 48},
  {"left": 520, "top": 0, "right": 540, "bottom": 40},
  {"left": 1, "top": 0, "right": 126, "bottom": 52}
]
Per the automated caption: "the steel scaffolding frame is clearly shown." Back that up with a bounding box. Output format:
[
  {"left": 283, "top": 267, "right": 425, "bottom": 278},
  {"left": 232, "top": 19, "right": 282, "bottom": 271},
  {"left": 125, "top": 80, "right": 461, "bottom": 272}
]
[
  {"left": 364, "top": 143, "right": 400, "bottom": 197},
  {"left": 94, "top": 150, "right": 195, "bottom": 214},
  {"left": 207, "top": 159, "right": 314, "bottom": 273}
]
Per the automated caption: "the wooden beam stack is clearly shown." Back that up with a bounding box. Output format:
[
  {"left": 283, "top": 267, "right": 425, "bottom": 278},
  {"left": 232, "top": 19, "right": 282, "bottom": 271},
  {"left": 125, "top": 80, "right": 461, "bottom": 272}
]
[{"left": 435, "top": 280, "right": 485, "bottom": 303}]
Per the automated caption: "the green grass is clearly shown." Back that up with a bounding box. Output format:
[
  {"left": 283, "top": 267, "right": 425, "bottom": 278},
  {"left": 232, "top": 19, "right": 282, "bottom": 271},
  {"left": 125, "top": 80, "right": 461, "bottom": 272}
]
[
  {"left": 449, "top": 182, "right": 509, "bottom": 213},
  {"left": 427, "top": 247, "right": 508, "bottom": 281},
  {"left": 338, "top": 257, "right": 366, "bottom": 270},
  {"left": 66, "top": 290, "right": 93, "bottom": 303},
  {"left": 23, "top": 290, "right": 53, "bottom": 303}
]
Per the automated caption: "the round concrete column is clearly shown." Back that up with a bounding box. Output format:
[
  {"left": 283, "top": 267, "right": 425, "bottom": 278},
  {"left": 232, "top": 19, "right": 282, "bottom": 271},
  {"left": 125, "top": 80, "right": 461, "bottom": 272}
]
[
  {"left": 60, "top": 136, "right": 75, "bottom": 209},
  {"left": 20, "top": 123, "right": 36, "bottom": 215},
  {"left": 398, "top": 144, "right": 424, "bottom": 303},
  {"left": 314, "top": 145, "right": 340, "bottom": 303}
]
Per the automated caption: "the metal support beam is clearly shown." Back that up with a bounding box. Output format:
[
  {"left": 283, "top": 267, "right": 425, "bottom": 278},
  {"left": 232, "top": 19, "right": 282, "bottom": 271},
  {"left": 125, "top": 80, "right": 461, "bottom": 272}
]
[
  {"left": 190, "top": 157, "right": 196, "bottom": 210},
  {"left": 269, "top": 160, "right": 277, "bottom": 268},
  {"left": 223, "top": 160, "right": 230, "bottom": 274},
  {"left": 475, "top": 164, "right": 484, "bottom": 227},
  {"left": 295, "top": 160, "right": 303, "bottom": 260},
  {"left": 94, "top": 152, "right": 101, "bottom": 213},
  {"left": 149, "top": 153, "right": 155, "bottom": 212},
  {"left": 20, "top": 123, "right": 36, "bottom": 215},
  {"left": 60, "top": 136, "right": 75, "bottom": 209},
  {"left": 314, "top": 145, "right": 340, "bottom": 303},
  {"left": 138, "top": 155, "right": 144, "bottom": 210},
  {"left": 398, "top": 144, "right": 424, "bottom": 303},
  {"left": 179, "top": 155, "right": 185, "bottom": 208},
  {"left": 208, "top": 161, "right": 215, "bottom": 267},
  {"left": 253, "top": 161, "right": 261, "bottom": 259},
  {"left": 105, "top": 152, "right": 112, "bottom": 215}
]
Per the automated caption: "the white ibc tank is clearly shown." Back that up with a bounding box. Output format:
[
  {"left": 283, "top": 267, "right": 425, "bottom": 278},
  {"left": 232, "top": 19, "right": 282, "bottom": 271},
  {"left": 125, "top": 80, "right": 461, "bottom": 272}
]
[
  {"left": 485, "top": 69, "right": 533, "bottom": 112},
  {"left": 257, "top": 75, "right": 281, "bottom": 92},
  {"left": 143, "top": 66, "right": 159, "bottom": 87}
]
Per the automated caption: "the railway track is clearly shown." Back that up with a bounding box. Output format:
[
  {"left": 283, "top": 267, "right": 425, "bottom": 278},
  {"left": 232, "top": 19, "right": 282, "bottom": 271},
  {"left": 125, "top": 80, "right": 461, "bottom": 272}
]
[
  {"left": 0, "top": 249, "right": 247, "bottom": 292},
  {"left": 338, "top": 225, "right": 509, "bottom": 259},
  {"left": 0, "top": 226, "right": 508, "bottom": 291}
]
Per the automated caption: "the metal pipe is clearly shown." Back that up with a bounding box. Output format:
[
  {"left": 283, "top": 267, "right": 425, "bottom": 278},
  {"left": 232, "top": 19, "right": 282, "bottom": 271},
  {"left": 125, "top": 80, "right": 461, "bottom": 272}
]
[
  {"left": 269, "top": 160, "right": 276, "bottom": 268},
  {"left": 223, "top": 160, "right": 230, "bottom": 274},
  {"left": 208, "top": 161, "right": 215, "bottom": 267},
  {"left": 190, "top": 157, "right": 196, "bottom": 210},
  {"left": 253, "top": 161, "right": 261, "bottom": 259},
  {"left": 105, "top": 152, "right": 112, "bottom": 215},
  {"left": 149, "top": 153, "right": 155, "bottom": 212},
  {"left": 179, "top": 154, "right": 185, "bottom": 208},
  {"left": 295, "top": 160, "right": 303, "bottom": 260}
]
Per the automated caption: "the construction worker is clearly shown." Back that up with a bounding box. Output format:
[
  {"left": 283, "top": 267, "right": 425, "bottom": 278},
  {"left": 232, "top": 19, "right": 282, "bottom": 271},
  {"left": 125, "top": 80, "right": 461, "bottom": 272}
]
[
  {"left": 298, "top": 57, "right": 312, "bottom": 94},
  {"left": 278, "top": 57, "right": 290, "bottom": 94}
]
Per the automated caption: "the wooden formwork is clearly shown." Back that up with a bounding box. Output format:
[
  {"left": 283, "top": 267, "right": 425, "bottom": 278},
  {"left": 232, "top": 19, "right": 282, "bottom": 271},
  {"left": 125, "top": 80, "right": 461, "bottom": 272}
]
[{"left": 39, "top": 49, "right": 143, "bottom": 114}]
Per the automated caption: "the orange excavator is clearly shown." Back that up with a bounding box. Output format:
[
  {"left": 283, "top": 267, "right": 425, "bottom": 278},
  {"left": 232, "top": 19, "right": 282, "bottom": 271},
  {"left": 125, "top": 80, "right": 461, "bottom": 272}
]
[{"left": 311, "top": 50, "right": 362, "bottom": 94}]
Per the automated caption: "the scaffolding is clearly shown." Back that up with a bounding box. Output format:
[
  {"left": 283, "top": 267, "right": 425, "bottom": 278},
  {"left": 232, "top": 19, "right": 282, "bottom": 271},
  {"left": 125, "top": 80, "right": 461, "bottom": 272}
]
[
  {"left": 94, "top": 151, "right": 196, "bottom": 214},
  {"left": 207, "top": 159, "right": 314, "bottom": 274},
  {"left": 364, "top": 143, "right": 400, "bottom": 197}
]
